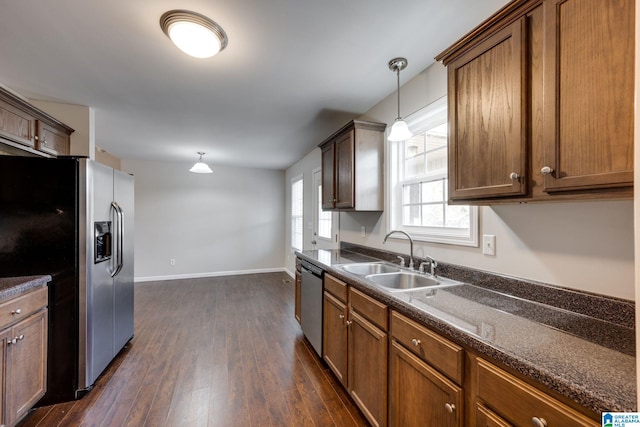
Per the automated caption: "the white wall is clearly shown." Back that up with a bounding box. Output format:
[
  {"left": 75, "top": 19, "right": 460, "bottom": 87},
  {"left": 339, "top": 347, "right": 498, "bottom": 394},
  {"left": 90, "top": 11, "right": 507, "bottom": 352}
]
[
  {"left": 284, "top": 148, "right": 322, "bottom": 274},
  {"left": 122, "top": 159, "right": 285, "bottom": 281},
  {"left": 287, "top": 62, "right": 635, "bottom": 301}
]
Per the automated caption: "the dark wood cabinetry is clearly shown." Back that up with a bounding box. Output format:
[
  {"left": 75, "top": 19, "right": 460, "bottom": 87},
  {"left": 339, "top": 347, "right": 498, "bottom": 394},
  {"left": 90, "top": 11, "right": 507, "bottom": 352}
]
[
  {"left": 389, "top": 311, "right": 463, "bottom": 427},
  {"left": 0, "top": 287, "right": 48, "bottom": 427},
  {"left": 0, "top": 87, "right": 73, "bottom": 157},
  {"left": 437, "top": 0, "right": 634, "bottom": 203},
  {"left": 319, "top": 120, "right": 386, "bottom": 211},
  {"left": 474, "top": 358, "right": 599, "bottom": 427},
  {"left": 322, "top": 274, "right": 388, "bottom": 427}
]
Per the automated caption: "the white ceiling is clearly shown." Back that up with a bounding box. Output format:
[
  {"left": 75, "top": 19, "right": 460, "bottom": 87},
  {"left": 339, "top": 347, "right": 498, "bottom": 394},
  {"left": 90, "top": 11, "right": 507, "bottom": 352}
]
[{"left": 0, "top": 0, "right": 509, "bottom": 170}]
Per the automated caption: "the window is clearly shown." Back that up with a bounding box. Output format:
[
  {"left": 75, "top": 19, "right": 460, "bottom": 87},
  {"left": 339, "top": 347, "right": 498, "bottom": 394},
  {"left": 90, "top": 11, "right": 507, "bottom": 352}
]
[
  {"left": 388, "top": 97, "right": 478, "bottom": 246},
  {"left": 291, "top": 176, "right": 303, "bottom": 251}
]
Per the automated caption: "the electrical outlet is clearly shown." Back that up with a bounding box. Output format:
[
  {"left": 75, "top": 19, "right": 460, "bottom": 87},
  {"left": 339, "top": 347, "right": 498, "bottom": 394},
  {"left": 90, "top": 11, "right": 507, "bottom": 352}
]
[
  {"left": 360, "top": 226, "right": 366, "bottom": 237},
  {"left": 170, "top": 258, "right": 176, "bottom": 266},
  {"left": 482, "top": 235, "right": 496, "bottom": 256}
]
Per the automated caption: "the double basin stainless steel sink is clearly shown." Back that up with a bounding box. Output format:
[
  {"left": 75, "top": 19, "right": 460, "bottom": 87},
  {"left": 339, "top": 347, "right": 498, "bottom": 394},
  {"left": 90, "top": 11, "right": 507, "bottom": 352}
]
[{"left": 339, "top": 262, "right": 460, "bottom": 292}]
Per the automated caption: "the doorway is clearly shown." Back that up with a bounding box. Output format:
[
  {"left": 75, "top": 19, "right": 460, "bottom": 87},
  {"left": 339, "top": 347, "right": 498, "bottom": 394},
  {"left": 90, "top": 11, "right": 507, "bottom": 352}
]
[{"left": 312, "top": 168, "right": 339, "bottom": 250}]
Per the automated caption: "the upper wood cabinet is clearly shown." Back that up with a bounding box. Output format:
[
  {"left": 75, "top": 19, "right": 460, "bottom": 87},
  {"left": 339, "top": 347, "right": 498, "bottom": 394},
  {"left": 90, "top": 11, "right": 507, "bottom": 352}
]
[
  {"left": 319, "top": 120, "right": 386, "bottom": 211},
  {"left": 540, "top": 0, "right": 634, "bottom": 193},
  {"left": 446, "top": 17, "right": 528, "bottom": 201},
  {"left": 0, "top": 86, "right": 73, "bottom": 157},
  {"left": 436, "top": 0, "right": 634, "bottom": 203}
]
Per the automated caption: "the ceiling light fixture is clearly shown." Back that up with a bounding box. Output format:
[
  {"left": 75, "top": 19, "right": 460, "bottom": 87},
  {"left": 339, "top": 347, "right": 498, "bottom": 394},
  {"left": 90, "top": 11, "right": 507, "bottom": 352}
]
[
  {"left": 387, "top": 57, "right": 413, "bottom": 142},
  {"left": 160, "top": 10, "right": 228, "bottom": 58},
  {"left": 189, "top": 152, "right": 213, "bottom": 174}
]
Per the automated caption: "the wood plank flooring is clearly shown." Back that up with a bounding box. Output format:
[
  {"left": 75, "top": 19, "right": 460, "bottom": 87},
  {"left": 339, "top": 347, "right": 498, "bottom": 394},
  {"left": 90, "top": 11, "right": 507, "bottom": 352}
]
[{"left": 19, "top": 273, "right": 369, "bottom": 427}]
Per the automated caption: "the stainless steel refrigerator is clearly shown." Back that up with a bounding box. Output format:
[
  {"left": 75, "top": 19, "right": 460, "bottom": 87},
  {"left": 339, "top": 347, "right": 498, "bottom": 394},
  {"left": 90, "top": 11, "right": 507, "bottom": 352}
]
[{"left": 0, "top": 155, "right": 134, "bottom": 404}]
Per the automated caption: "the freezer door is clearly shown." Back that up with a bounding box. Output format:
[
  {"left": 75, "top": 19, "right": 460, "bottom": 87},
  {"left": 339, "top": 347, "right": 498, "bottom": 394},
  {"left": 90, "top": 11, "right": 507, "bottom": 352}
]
[
  {"left": 113, "top": 169, "right": 134, "bottom": 353},
  {"left": 82, "top": 161, "right": 115, "bottom": 389}
]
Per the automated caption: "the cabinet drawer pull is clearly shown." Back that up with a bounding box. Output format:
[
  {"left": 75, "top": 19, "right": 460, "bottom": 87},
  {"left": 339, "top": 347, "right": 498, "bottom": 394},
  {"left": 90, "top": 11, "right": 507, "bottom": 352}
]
[
  {"left": 411, "top": 338, "right": 421, "bottom": 347},
  {"left": 509, "top": 172, "right": 519, "bottom": 181},
  {"left": 531, "top": 417, "right": 547, "bottom": 427},
  {"left": 445, "top": 403, "right": 455, "bottom": 414},
  {"left": 11, "top": 308, "right": 21, "bottom": 315},
  {"left": 540, "top": 166, "right": 554, "bottom": 175}
]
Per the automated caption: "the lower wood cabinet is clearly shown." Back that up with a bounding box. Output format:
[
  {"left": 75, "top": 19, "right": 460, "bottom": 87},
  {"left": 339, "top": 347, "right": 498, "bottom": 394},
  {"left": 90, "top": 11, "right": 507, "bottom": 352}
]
[
  {"left": 389, "top": 311, "right": 464, "bottom": 427},
  {"left": 348, "top": 308, "right": 387, "bottom": 427},
  {"left": 389, "top": 341, "right": 463, "bottom": 427},
  {"left": 0, "top": 286, "right": 48, "bottom": 427},
  {"left": 475, "top": 404, "right": 512, "bottom": 427},
  {"left": 475, "top": 358, "right": 599, "bottom": 427},
  {"left": 322, "top": 275, "right": 388, "bottom": 427},
  {"left": 319, "top": 274, "right": 601, "bottom": 427},
  {"left": 323, "top": 291, "right": 348, "bottom": 386}
]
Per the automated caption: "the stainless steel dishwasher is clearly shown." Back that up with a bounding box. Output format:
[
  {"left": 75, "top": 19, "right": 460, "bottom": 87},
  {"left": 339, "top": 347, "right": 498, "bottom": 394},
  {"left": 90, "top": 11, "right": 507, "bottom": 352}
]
[{"left": 300, "top": 259, "right": 324, "bottom": 357}]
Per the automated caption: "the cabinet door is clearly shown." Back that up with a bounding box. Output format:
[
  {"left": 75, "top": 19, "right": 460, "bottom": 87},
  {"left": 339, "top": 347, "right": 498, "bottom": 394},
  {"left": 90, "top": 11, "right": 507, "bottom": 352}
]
[
  {"left": 0, "top": 100, "right": 36, "bottom": 148},
  {"left": 476, "top": 404, "right": 512, "bottom": 427},
  {"left": 348, "top": 310, "right": 387, "bottom": 427},
  {"left": 448, "top": 18, "right": 527, "bottom": 200},
  {"left": 6, "top": 310, "right": 47, "bottom": 426},
  {"left": 334, "top": 130, "right": 355, "bottom": 209},
  {"left": 389, "top": 341, "right": 463, "bottom": 427},
  {"left": 321, "top": 143, "right": 336, "bottom": 209},
  {"left": 541, "top": 0, "right": 633, "bottom": 192},
  {"left": 323, "top": 292, "right": 348, "bottom": 386},
  {"left": 36, "top": 121, "right": 70, "bottom": 156}
]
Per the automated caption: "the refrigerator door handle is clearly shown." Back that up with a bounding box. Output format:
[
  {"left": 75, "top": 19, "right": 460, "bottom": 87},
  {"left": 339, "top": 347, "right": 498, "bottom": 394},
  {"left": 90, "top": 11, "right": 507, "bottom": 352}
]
[{"left": 110, "top": 201, "right": 124, "bottom": 278}]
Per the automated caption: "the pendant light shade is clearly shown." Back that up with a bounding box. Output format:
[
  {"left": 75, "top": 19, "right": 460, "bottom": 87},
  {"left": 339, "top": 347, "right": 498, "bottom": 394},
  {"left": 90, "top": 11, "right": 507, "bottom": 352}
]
[
  {"left": 160, "top": 10, "right": 228, "bottom": 58},
  {"left": 387, "top": 57, "right": 413, "bottom": 142},
  {"left": 189, "top": 152, "right": 213, "bottom": 173}
]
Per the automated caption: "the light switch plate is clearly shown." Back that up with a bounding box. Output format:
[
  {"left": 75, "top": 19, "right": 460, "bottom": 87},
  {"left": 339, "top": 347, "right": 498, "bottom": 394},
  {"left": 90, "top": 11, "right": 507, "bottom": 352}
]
[{"left": 482, "top": 235, "right": 496, "bottom": 256}]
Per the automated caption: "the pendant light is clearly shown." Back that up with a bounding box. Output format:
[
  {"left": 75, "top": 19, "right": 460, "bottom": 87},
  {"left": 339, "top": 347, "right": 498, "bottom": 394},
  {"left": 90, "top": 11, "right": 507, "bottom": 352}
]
[
  {"left": 387, "top": 57, "right": 413, "bottom": 142},
  {"left": 160, "top": 10, "right": 228, "bottom": 58},
  {"left": 189, "top": 152, "right": 213, "bottom": 174}
]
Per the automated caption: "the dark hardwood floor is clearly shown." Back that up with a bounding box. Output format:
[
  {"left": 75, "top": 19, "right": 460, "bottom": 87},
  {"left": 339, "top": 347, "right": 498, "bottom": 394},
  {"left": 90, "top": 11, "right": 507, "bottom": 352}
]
[{"left": 19, "top": 273, "right": 369, "bottom": 427}]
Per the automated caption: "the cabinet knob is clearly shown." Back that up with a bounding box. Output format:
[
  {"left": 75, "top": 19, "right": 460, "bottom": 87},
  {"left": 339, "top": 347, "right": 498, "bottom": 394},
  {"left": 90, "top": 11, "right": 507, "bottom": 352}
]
[
  {"left": 531, "top": 417, "right": 547, "bottom": 427},
  {"left": 540, "top": 166, "right": 554, "bottom": 175},
  {"left": 338, "top": 314, "right": 345, "bottom": 320},
  {"left": 346, "top": 320, "right": 352, "bottom": 327},
  {"left": 11, "top": 308, "right": 21, "bottom": 315},
  {"left": 18, "top": 334, "right": 24, "bottom": 341},
  {"left": 509, "top": 172, "right": 519, "bottom": 181},
  {"left": 444, "top": 403, "right": 455, "bottom": 414},
  {"left": 411, "top": 338, "right": 421, "bottom": 347},
  {"left": 333, "top": 198, "right": 337, "bottom": 202}
]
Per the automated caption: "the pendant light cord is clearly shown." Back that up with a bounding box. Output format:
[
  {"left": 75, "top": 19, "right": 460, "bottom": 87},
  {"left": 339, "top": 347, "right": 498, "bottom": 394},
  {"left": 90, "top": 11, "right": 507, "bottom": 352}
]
[{"left": 396, "top": 68, "right": 401, "bottom": 120}]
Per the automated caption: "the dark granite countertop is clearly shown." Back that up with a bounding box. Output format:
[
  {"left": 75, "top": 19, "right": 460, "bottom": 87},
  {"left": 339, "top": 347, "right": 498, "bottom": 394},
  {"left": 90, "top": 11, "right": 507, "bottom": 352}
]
[
  {"left": 296, "top": 248, "right": 636, "bottom": 415},
  {"left": 0, "top": 276, "right": 51, "bottom": 302}
]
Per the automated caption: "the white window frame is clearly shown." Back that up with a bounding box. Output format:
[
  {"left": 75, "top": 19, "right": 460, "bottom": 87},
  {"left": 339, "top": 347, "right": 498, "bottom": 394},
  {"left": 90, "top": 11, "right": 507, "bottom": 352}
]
[
  {"left": 291, "top": 175, "right": 304, "bottom": 251},
  {"left": 387, "top": 96, "right": 479, "bottom": 247}
]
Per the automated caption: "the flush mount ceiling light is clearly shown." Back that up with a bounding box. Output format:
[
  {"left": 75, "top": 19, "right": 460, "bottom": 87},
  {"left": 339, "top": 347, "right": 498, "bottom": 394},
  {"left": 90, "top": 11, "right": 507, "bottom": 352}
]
[
  {"left": 160, "top": 10, "right": 228, "bottom": 58},
  {"left": 189, "top": 152, "right": 213, "bottom": 173},
  {"left": 387, "top": 57, "right": 414, "bottom": 142}
]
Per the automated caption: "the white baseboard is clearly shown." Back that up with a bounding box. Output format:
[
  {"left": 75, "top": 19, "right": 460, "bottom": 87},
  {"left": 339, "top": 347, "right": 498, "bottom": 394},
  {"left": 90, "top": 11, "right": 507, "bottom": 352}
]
[{"left": 135, "top": 267, "right": 289, "bottom": 283}]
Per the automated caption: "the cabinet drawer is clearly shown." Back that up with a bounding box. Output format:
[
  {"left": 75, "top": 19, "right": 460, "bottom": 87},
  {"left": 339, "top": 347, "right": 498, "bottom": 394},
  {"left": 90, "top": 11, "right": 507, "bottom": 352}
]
[
  {"left": 391, "top": 311, "right": 463, "bottom": 384},
  {"left": 349, "top": 287, "right": 387, "bottom": 331},
  {"left": 0, "top": 287, "right": 48, "bottom": 329},
  {"left": 476, "top": 358, "right": 598, "bottom": 427},
  {"left": 324, "top": 274, "right": 347, "bottom": 303}
]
